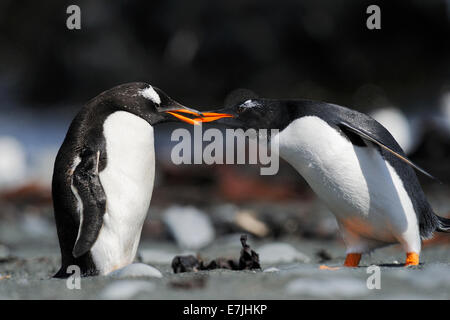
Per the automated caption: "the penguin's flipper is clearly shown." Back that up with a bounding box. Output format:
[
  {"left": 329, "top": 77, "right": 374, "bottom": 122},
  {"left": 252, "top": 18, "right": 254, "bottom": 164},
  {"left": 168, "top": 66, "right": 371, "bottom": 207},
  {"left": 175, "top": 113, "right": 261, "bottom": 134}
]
[
  {"left": 339, "top": 121, "right": 438, "bottom": 181},
  {"left": 72, "top": 149, "right": 106, "bottom": 258}
]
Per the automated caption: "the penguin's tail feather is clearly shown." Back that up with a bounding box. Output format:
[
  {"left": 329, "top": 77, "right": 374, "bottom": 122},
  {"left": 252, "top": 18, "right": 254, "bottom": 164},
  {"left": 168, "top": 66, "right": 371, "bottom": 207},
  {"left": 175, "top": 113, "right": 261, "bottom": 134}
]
[{"left": 436, "top": 215, "right": 450, "bottom": 233}]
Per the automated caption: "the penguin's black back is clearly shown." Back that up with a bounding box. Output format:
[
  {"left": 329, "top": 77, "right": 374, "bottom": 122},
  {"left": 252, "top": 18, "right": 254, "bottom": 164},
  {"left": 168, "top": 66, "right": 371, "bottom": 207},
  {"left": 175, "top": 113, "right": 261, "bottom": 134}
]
[{"left": 273, "top": 99, "right": 439, "bottom": 238}]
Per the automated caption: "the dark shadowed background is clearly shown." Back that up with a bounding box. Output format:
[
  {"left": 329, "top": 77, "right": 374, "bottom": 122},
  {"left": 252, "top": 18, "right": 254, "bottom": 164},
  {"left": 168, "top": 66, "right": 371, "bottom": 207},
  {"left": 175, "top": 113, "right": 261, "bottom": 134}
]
[{"left": 1, "top": 0, "right": 449, "bottom": 107}]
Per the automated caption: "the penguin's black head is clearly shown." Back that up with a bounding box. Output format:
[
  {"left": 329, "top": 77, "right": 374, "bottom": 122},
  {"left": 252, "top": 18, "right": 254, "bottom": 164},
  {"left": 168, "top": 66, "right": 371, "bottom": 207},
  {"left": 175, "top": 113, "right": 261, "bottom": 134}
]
[
  {"left": 135, "top": 84, "right": 203, "bottom": 125},
  {"left": 200, "top": 99, "right": 290, "bottom": 130},
  {"left": 107, "top": 83, "right": 232, "bottom": 126}
]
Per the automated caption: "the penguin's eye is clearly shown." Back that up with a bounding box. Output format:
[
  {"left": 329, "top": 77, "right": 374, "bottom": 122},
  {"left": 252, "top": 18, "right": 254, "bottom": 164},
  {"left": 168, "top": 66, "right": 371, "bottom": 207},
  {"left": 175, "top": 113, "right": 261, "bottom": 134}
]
[{"left": 237, "top": 106, "right": 246, "bottom": 114}]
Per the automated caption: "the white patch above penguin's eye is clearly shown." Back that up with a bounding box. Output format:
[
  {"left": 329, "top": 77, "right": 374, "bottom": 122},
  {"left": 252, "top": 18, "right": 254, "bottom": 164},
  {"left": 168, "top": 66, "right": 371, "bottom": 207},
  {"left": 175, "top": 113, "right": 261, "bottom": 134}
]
[
  {"left": 242, "top": 99, "right": 255, "bottom": 107},
  {"left": 238, "top": 99, "right": 260, "bottom": 113},
  {"left": 140, "top": 85, "right": 161, "bottom": 105}
]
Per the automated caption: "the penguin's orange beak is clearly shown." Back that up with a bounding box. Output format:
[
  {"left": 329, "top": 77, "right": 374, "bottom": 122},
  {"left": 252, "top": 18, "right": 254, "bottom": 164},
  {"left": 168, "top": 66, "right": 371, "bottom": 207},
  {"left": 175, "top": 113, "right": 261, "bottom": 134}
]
[
  {"left": 165, "top": 109, "right": 235, "bottom": 125},
  {"left": 165, "top": 109, "right": 203, "bottom": 125},
  {"left": 196, "top": 112, "right": 235, "bottom": 123}
]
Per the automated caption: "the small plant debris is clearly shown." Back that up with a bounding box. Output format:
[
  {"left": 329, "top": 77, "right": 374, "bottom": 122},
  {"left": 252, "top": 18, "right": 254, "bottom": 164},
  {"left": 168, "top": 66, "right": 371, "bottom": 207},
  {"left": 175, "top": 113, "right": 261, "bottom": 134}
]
[
  {"left": 171, "top": 255, "right": 203, "bottom": 273},
  {"left": 238, "top": 234, "right": 261, "bottom": 270},
  {"left": 171, "top": 234, "right": 260, "bottom": 273}
]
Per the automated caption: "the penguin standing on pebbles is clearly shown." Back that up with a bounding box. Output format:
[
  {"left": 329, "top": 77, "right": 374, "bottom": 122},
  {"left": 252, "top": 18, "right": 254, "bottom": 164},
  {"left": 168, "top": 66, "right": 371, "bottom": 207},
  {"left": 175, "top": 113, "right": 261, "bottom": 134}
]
[
  {"left": 205, "top": 98, "right": 450, "bottom": 267},
  {"left": 52, "top": 82, "right": 227, "bottom": 277}
]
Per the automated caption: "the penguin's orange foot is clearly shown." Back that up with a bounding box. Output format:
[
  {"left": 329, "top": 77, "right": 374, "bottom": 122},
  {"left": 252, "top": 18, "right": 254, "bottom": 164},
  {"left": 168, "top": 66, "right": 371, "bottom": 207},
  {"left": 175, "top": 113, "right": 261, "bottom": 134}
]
[
  {"left": 343, "top": 253, "right": 361, "bottom": 267},
  {"left": 405, "top": 252, "right": 419, "bottom": 266}
]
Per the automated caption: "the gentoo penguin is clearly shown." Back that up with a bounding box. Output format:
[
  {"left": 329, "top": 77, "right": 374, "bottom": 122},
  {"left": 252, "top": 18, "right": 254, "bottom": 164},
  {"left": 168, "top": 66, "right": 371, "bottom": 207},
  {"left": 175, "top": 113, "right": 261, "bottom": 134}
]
[
  {"left": 204, "top": 98, "right": 450, "bottom": 267},
  {"left": 52, "top": 82, "right": 226, "bottom": 277}
]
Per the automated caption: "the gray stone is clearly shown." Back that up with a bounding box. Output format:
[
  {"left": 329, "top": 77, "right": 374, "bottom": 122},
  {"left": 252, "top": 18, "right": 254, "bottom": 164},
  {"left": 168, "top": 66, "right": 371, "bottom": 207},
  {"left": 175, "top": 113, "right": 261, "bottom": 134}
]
[
  {"left": 163, "top": 206, "right": 215, "bottom": 250},
  {"left": 108, "top": 263, "right": 163, "bottom": 279},
  {"left": 263, "top": 267, "right": 280, "bottom": 273}
]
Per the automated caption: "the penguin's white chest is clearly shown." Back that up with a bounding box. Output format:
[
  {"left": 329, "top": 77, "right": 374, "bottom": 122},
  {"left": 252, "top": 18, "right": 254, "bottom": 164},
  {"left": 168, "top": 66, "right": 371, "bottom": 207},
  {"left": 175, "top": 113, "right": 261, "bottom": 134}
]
[
  {"left": 91, "top": 111, "right": 155, "bottom": 274},
  {"left": 275, "top": 116, "right": 418, "bottom": 245}
]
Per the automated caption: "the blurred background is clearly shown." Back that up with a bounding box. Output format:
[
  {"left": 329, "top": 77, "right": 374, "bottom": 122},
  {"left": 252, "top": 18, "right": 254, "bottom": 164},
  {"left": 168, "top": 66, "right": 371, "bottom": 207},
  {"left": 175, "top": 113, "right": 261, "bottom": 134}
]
[{"left": 0, "top": 0, "right": 449, "bottom": 261}]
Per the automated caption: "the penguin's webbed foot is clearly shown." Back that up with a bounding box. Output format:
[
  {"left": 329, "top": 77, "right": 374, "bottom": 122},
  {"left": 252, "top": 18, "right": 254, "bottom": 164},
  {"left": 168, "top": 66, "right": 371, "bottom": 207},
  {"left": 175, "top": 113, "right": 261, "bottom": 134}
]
[
  {"left": 318, "top": 252, "right": 362, "bottom": 270},
  {"left": 405, "top": 252, "right": 419, "bottom": 266},
  {"left": 343, "top": 253, "right": 362, "bottom": 267}
]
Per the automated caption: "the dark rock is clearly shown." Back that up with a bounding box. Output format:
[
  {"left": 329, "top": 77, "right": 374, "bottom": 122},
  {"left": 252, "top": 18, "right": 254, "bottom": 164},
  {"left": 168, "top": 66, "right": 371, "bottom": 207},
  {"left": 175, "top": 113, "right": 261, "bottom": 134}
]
[
  {"left": 239, "top": 234, "right": 261, "bottom": 270},
  {"left": 171, "top": 234, "right": 260, "bottom": 273},
  {"left": 316, "top": 249, "right": 332, "bottom": 263},
  {"left": 172, "top": 255, "right": 202, "bottom": 273}
]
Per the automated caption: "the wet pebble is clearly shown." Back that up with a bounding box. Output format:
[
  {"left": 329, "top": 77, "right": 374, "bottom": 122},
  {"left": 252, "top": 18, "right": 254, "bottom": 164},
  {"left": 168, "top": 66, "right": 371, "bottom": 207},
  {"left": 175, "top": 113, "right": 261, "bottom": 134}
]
[
  {"left": 163, "top": 206, "right": 215, "bottom": 250},
  {"left": 263, "top": 267, "right": 280, "bottom": 273},
  {"left": 108, "top": 263, "right": 163, "bottom": 279}
]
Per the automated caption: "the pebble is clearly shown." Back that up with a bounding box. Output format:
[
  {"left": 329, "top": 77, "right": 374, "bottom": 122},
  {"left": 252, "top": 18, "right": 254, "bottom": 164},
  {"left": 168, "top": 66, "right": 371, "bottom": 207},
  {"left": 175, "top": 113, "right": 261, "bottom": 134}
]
[
  {"left": 258, "top": 243, "right": 310, "bottom": 264},
  {"left": 163, "top": 206, "right": 215, "bottom": 250},
  {"left": 234, "top": 210, "right": 269, "bottom": 237},
  {"left": 263, "top": 267, "right": 280, "bottom": 273},
  {"left": 211, "top": 204, "right": 238, "bottom": 224},
  {"left": 100, "top": 280, "right": 155, "bottom": 299},
  {"left": 108, "top": 263, "right": 163, "bottom": 279}
]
